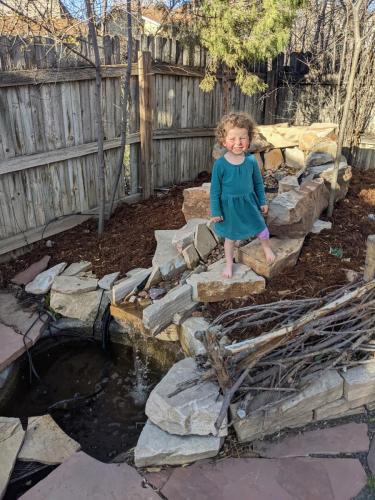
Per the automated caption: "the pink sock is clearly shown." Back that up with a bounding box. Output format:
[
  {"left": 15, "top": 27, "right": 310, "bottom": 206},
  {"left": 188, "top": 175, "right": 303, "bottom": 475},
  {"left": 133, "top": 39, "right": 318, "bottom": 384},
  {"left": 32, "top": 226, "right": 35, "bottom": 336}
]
[{"left": 257, "top": 227, "right": 270, "bottom": 240}]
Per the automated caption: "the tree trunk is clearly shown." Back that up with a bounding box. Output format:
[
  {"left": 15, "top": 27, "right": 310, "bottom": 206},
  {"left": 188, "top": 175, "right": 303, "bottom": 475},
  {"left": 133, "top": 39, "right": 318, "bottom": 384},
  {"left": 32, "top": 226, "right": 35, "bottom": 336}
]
[
  {"left": 108, "top": 0, "right": 133, "bottom": 217},
  {"left": 327, "top": 0, "right": 363, "bottom": 217},
  {"left": 85, "top": 0, "right": 106, "bottom": 235}
]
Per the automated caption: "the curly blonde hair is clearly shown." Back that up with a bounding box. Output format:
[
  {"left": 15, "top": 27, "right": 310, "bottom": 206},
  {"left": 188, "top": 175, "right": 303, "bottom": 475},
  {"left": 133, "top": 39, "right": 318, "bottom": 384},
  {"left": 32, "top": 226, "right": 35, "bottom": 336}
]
[{"left": 216, "top": 113, "right": 256, "bottom": 146}]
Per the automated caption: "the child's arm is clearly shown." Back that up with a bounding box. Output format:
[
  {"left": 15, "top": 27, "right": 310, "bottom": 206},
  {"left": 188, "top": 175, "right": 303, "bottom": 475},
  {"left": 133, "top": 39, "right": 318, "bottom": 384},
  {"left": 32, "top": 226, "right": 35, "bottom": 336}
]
[
  {"left": 210, "top": 161, "right": 223, "bottom": 221},
  {"left": 252, "top": 157, "right": 267, "bottom": 208}
]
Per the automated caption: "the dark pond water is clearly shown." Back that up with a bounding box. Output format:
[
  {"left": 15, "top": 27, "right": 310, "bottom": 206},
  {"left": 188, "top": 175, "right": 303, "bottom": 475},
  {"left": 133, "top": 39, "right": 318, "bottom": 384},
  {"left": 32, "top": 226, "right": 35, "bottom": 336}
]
[{"left": 1, "top": 336, "right": 165, "bottom": 462}]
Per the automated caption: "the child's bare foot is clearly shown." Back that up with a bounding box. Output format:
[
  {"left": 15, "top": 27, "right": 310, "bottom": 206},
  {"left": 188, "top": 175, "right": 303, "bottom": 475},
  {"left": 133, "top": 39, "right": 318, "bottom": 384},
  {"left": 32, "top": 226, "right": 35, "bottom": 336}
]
[
  {"left": 222, "top": 262, "right": 233, "bottom": 278},
  {"left": 263, "top": 246, "right": 276, "bottom": 264}
]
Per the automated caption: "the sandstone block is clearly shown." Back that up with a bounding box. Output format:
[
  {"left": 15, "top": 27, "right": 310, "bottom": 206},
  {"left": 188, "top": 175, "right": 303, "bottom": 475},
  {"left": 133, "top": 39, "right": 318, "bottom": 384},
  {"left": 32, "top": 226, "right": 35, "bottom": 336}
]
[
  {"left": 143, "top": 284, "right": 194, "bottom": 335},
  {"left": 299, "top": 129, "right": 337, "bottom": 152},
  {"left": 194, "top": 224, "right": 217, "bottom": 261},
  {"left": 230, "top": 404, "right": 264, "bottom": 443},
  {"left": 236, "top": 237, "right": 304, "bottom": 278},
  {"left": 152, "top": 230, "right": 186, "bottom": 279},
  {"left": 309, "top": 163, "right": 352, "bottom": 201},
  {"left": 314, "top": 397, "right": 367, "bottom": 421},
  {"left": 180, "top": 317, "right": 208, "bottom": 357},
  {"left": 182, "top": 185, "right": 211, "bottom": 221},
  {"left": 264, "top": 149, "right": 283, "bottom": 171},
  {"left": 342, "top": 363, "right": 375, "bottom": 401},
  {"left": 249, "top": 131, "right": 272, "bottom": 152},
  {"left": 284, "top": 147, "right": 305, "bottom": 170},
  {"left": 278, "top": 176, "right": 299, "bottom": 194},
  {"left": 51, "top": 276, "right": 98, "bottom": 294},
  {"left": 172, "top": 218, "right": 210, "bottom": 252},
  {"left": 186, "top": 261, "right": 265, "bottom": 302},
  {"left": 111, "top": 268, "right": 152, "bottom": 303},
  {"left": 267, "top": 178, "right": 329, "bottom": 238},
  {"left": 134, "top": 420, "right": 222, "bottom": 467},
  {"left": 145, "top": 357, "right": 227, "bottom": 436},
  {"left": 62, "top": 261, "right": 92, "bottom": 276},
  {"left": 182, "top": 244, "right": 200, "bottom": 269},
  {"left": 256, "top": 125, "right": 308, "bottom": 148},
  {"left": 155, "top": 324, "right": 180, "bottom": 342},
  {"left": 254, "top": 152, "right": 263, "bottom": 171},
  {"left": 98, "top": 272, "right": 120, "bottom": 290}
]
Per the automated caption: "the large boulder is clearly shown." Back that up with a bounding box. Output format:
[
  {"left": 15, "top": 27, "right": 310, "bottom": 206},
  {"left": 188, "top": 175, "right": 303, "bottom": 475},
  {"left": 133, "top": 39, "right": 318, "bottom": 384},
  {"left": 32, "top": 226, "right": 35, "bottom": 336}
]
[
  {"left": 145, "top": 357, "right": 227, "bottom": 436},
  {"left": 267, "top": 178, "right": 329, "bottom": 238}
]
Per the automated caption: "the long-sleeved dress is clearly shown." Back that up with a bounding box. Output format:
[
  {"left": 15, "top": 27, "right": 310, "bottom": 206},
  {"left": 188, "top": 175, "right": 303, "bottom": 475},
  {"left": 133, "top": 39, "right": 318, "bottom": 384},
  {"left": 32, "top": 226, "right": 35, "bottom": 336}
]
[{"left": 210, "top": 154, "right": 267, "bottom": 241}]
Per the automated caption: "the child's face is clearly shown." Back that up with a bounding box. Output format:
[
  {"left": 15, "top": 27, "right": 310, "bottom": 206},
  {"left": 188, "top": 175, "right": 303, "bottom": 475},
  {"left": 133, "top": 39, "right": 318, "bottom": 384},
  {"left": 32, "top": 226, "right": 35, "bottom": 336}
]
[{"left": 223, "top": 127, "right": 250, "bottom": 155}]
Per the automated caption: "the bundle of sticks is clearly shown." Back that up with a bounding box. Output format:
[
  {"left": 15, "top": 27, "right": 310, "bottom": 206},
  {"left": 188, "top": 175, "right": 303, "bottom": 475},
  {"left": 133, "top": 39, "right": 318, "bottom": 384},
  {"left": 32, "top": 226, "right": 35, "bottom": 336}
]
[{"left": 170, "top": 279, "right": 375, "bottom": 432}]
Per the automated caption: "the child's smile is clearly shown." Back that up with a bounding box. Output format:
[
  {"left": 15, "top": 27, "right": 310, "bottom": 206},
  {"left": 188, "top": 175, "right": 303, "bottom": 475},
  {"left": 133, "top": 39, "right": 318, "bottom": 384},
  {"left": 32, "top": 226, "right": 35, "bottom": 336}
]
[{"left": 223, "top": 127, "right": 250, "bottom": 156}]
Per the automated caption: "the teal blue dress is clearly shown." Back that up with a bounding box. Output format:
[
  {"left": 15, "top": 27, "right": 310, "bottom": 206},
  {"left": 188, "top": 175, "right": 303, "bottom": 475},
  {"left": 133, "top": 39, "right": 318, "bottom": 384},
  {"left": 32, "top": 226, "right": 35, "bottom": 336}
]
[{"left": 210, "top": 154, "right": 267, "bottom": 241}]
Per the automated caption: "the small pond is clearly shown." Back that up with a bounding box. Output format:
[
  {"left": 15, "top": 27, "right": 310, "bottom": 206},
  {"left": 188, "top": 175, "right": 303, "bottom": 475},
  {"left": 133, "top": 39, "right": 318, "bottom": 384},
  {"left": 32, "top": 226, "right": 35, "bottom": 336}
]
[{"left": 1, "top": 336, "right": 165, "bottom": 463}]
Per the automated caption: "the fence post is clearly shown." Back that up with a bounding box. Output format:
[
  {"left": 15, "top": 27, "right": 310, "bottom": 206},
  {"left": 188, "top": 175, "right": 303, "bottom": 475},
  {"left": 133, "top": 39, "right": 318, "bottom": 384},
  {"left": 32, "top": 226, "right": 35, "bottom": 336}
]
[{"left": 138, "top": 50, "right": 154, "bottom": 199}]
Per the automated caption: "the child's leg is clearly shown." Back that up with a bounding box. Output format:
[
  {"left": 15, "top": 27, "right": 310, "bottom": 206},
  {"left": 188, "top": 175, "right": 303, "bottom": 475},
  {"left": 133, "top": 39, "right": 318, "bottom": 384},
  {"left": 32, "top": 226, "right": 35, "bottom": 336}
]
[
  {"left": 223, "top": 238, "right": 235, "bottom": 278},
  {"left": 257, "top": 227, "right": 276, "bottom": 264}
]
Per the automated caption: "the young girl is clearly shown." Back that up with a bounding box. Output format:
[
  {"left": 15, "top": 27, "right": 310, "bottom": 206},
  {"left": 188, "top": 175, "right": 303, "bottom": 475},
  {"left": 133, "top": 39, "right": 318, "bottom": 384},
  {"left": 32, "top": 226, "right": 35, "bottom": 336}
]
[{"left": 210, "top": 113, "right": 275, "bottom": 278}]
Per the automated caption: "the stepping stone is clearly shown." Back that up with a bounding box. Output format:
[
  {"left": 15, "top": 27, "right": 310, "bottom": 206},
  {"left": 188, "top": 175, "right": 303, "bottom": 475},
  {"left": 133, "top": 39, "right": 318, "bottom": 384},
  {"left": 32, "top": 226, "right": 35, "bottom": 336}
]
[
  {"left": 134, "top": 420, "right": 223, "bottom": 467},
  {"left": 147, "top": 457, "right": 366, "bottom": 500},
  {"left": 52, "top": 276, "right": 98, "bottom": 294},
  {"left": 186, "top": 261, "right": 265, "bottom": 302},
  {"left": 50, "top": 289, "right": 108, "bottom": 323},
  {"left": 194, "top": 224, "right": 217, "bottom": 261},
  {"left": 62, "top": 261, "right": 92, "bottom": 276},
  {"left": 145, "top": 357, "right": 227, "bottom": 437},
  {"left": 172, "top": 218, "right": 209, "bottom": 252},
  {"left": 25, "top": 262, "right": 67, "bottom": 295},
  {"left": 11, "top": 255, "right": 51, "bottom": 286},
  {"left": 0, "top": 417, "right": 25, "bottom": 499},
  {"left": 19, "top": 451, "right": 159, "bottom": 500},
  {"left": 253, "top": 423, "right": 369, "bottom": 458},
  {"left": 236, "top": 237, "right": 304, "bottom": 278},
  {"left": 98, "top": 272, "right": 120, "bottom": 290},
  {"left": 18, "top": 415, "right": 80, "bottom": 465},
  {"left": 152, "top": 230, "right": 186, "bottom": 279}
]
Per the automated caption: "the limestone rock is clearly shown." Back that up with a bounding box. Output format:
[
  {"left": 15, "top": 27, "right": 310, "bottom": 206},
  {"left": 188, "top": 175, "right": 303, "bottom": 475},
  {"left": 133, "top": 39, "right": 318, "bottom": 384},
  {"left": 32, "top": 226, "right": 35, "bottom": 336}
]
[
  {"left": 98, "top": 272, "right": 120, "bottom": 290},
  {"left": 249, "top": 131, "right": 272, "bottom": 152},
  {"left": 256, "top": 125, "right": 307, "bottom": 148},
  {"left": 305, "top": 152, "right": 343, "bottom": 168},
  {"left": 182, "top": 185, "right": 211, "bottom": 221},
  {"left": 267, "top": 178, "right": 329, "bottom": 238},
  {"left": 299, "top": 129, "right": 337, "bottom": 152},
  {"left": 314, "top": 397, "right": 367, "bottom": 421},
  {"left": 18, "top": 415, "right": 80, "bottom": 465},
  {"left": 62, "top": 261, "right": 92, "bottom": 276},
  {"left": 143, "top": 284, "right": 194, "bottom": 335},
  {"left": 264, "top": 149, "right": 283, "bottom": 171},
  {"left": 187, "top": 261, "right": 265, "bottom": 302},
  {"left": 0, "top": 417, "right": 25, "bottom": 499},
  {"left": 145, "top": 357, "right": 227, "bottom": 436},
  {"left": 236, "top": 237, "right": 304, "bottom": 278},
  {"left": 155, "top": 324, "right": 179, "bottom": 342},
  {"left": 134, "top": 420, "right": 223, "bottom": 467},
  {"left": 111, "top": 268, "right": 151, "bottom": 303},
  {"left": 182, "top": 244, "right": 200, "bottom": 269},
  {"left": 308, "top": 163, "right": 352, "bottom": 201},
  {"left": 52, "top": 276, "right": 98, "bottom": 294},
  {"left": 144, "top": 267, "right": 162, "bottom": 290},
  {"left": 311, "top": 219, "right": 332, "bottom": 234},
  {"left": 284, "top": 147, "right": 305, "bottom": 170},
  {"left": 25, "top": 262, "right": 67, "bottom": 295},
  {"left": 126, "top": 268, "right": 148, "bottom": 277},
  {"left": 152, "top": 230, "right": 186, "bottom": 280},
  {"left": 11, "top": 255, "right": 51, "bottom": 286},
  {"left": 278, "top": 176, "right": 299, "bottom": 194},
  {"left": 50, "top": 289, "right": 108, "bottom": 323},
  {"left": 180, "top": 317, "right": 208, "bottom": 357},
  {"left": 341, "top": 363, "right": 375, "bottom": 401},
  {"left": 172, "top": 218, "right": 209, "bottom": 252},
  {"left": 194, "top": 224, "right": 217, "bottom": 261}
]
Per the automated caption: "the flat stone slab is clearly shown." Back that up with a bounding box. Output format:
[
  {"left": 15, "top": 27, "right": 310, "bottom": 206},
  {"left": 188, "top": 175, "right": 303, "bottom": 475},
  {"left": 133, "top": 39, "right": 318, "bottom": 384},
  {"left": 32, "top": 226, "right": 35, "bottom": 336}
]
[
  {"left": 20, "top": 451, "right": 159, "bottom": 500},
  {"left": 180, "top": 317, "right": 208, "bottom": 357},
  {"left": 18, "top": 415, "right": 81, "bottom": 465},
  {"left": 25, "top": 262, "right": 67, "bottom": 294},
  {"left": 51, "top": 276, "right": 98, "bottom": 294},
  {"left": 1, "top": 417, "right": 25, "bottom": 499},
  {"left": 50, "top": 289, "right": 108, "bottom": 323},
  {"left": 134, "top": 420, "right": 223, "bottom": 467},
  {"left": 186, "top": 262, "right": 265, "bottom": 302},
  {"left": 147, "top": 456, "right": 366, "bottom": 500},
  {"left": 194, "top": 224, "right": 217, "bottom": 261},
  {"left": 236, "top": 237, "right": 304, "bottom": 278},
  {"left": 172, "top": 218, "right": 209, "bottom": 252},
  {"left": 342, "top": 362, "right": 375, "bottom": 401},
  {"left": 62, "top": 261, "right": 92, "bottom": 276},
  {"left": 11, "top": 255, "right": 51, "bottom": 285},
  {"left": 253, "top": 423, "right": 369, "bottom": 458},
  {"left": 143, "top": 284, "right": 194, "bottom": 335},
  {"left": 145, "top": 357, "right": 227, "bottom": 436},
  {"left": 152, "top": 230, "right": 186, "bottom": 279},
  {"left": 182, "top": 244, "right": 200, "bottom": 269},
  {"left": 111, "top": 268, "right": 151, "bottom": 303},
  {"left": 98, "top": 272, "right": 120, "bottom": 290}
]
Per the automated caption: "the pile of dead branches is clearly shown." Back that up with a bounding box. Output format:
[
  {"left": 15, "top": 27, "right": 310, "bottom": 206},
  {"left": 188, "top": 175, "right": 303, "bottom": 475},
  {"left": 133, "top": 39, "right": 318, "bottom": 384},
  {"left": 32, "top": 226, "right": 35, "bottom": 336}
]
[{"left": 173, "top": 279, "right": 375, "bottom": 432}]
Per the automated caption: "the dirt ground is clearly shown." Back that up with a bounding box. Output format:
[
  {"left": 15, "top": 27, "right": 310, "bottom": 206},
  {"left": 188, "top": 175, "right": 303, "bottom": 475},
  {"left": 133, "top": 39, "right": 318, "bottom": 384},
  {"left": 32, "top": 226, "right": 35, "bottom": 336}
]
[{"left": 1, "top": 170, "right": 375, "bottom": 314}]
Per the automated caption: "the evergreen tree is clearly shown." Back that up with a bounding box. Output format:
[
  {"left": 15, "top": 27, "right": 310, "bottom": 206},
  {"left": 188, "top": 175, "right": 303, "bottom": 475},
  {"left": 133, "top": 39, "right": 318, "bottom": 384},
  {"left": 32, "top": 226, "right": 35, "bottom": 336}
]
[{"left": 197, "top": 0, "right": 304, "bottom": 95}]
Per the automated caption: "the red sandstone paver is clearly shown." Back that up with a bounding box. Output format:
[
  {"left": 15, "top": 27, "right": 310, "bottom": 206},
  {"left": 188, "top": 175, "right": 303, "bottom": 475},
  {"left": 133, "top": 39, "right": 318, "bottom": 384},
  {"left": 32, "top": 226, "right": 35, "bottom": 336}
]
[
  {"left": 20, "top": 451, "right": 160, "bottom": 500},
  {"left": 367, "top": 436, "right": 375, "bottom": 475},
  {"left": 147, "top": 457, "right": 366, "bottom": 500},
  {"left": 11, "top": 255, "right": 51, "bottom": 285},
  {"left": 0, "top": 323, "right": 32, "bottom": 371},
  {"left": 253, "top": 422, "right": 370, "bottom": 458}
]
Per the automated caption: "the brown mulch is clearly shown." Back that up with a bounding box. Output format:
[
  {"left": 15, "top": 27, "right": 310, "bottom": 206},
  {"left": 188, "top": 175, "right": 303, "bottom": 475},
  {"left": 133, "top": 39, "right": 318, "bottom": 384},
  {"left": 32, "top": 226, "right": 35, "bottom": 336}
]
[{"left": 1, "top": 170, "right": 375, "bottom": 318}]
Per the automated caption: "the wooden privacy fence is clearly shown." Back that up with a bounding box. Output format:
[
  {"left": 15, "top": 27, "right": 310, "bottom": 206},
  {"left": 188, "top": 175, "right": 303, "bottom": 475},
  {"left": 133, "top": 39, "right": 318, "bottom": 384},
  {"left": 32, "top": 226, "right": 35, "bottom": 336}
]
[{"left": 0, "top": 34, "right": 269, "bottom": 256}]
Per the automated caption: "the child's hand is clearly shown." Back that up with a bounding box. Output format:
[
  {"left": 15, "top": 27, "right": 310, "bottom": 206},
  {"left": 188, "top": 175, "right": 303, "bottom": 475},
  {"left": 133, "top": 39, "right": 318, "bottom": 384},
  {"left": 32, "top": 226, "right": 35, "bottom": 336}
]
[
  {"left": 211, "top": 216, "right": 223, "bottom": 223},
  {"left": 261, "top": 205, "right": 269, "bottom": 215}
]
